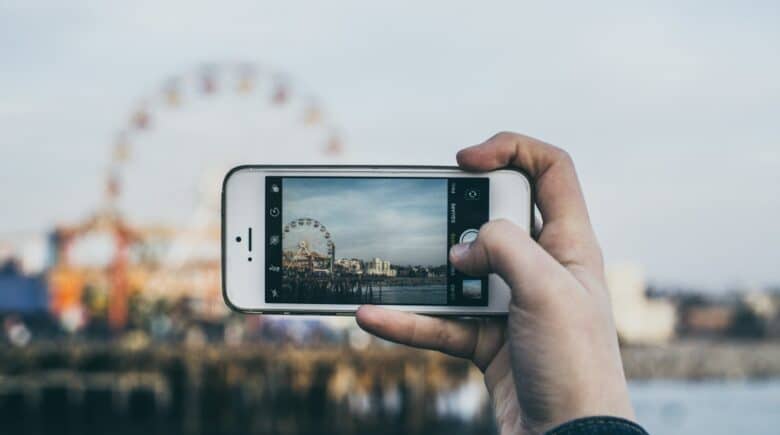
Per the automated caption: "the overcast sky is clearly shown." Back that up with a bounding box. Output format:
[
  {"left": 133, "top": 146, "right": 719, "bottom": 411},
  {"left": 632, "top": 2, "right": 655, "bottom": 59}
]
[
  {"left": 1, "top": 1, "right": 779, "bottom": 290},
  {"left": 282, "top": 178, "right": 447, "bottom": 266}
]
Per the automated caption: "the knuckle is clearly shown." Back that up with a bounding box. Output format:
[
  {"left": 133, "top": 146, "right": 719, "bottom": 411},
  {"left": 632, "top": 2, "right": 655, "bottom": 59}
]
[
  {"left": 539, "top": 225, "right": 603, "bottom": 269},
  {"left": 490, "top": 131, "right": 519, "bottom": 143},
  {"left": 434, "top": 325, "right": 453, "bottom": 351},
  {"left": 477, "top": 219, "right": 525, "bottom": 268},
  {"left": 549, "top": 145, "right": 574, "bottom": 167},
  {"left": 408, "top": 318, "right": 422, "bottom": 345}
]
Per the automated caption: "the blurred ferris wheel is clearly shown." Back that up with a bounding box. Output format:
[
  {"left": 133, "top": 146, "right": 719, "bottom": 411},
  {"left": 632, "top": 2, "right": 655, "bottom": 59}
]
[
  {"left": 103, "top": 61, "right": 344, "bottom": 226},
  {"left": 53, "top": 61, "right": 347, "bottom": 328}
]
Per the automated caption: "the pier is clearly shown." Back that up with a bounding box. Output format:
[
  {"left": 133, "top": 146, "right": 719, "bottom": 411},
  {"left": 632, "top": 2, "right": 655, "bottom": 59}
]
[
  {"left": 0, "top": 343, "right": 493, "bottom": 435},
  {"left": 2, "top": 341, "right": 780, "bottom": 434},
  {"left": 280, "top": 272, "right": 445, "bottom": 304}
]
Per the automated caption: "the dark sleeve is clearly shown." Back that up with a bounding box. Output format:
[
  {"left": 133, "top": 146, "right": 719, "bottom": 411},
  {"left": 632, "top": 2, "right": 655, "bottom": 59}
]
[{"left": 545, "top": 416, "right": 649, "bottom": 435}]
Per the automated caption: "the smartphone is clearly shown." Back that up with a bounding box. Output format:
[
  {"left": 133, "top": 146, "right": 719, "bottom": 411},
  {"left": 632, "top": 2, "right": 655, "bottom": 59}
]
[{"left": 222, "top": 165, "right": 532, "bottom": 315}]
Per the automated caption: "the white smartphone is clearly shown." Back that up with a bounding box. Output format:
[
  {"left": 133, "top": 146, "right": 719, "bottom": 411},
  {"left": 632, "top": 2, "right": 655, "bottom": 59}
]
[{"left": 222, "top": 166, "right": 532, "bottom": 315}]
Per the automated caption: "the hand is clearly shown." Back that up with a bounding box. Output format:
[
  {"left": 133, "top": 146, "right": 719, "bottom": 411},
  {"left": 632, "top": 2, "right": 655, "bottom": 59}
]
[{"left": 356, "top": 132, "right": 634, "bottom": 434}]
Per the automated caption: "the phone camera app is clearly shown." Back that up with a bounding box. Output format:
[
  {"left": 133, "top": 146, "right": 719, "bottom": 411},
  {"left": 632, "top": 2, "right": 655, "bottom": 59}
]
[{"left": 266, "top": 176, "right": 489, "bottom": 306}]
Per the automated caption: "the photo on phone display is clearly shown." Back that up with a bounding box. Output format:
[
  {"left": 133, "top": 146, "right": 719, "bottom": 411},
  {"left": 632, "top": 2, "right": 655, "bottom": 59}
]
[{"left": 265, "top": 177, "right": 489, "bottom": 306}]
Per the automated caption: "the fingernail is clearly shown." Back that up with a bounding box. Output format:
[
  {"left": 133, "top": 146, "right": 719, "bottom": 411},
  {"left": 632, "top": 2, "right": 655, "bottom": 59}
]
[{"left": 449, "top": 243, "right": 471, "bottom": 261}]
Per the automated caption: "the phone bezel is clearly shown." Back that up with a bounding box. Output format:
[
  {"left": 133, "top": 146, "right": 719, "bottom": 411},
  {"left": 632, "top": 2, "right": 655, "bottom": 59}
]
[{"left": 222, "top": 165, "right": 533, "bottom": 315}]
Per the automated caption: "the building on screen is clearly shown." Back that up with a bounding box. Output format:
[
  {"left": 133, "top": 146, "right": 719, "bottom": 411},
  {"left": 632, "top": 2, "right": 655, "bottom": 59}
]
[{"left": 366, "top": 258, "right": 397, "bottom": 277}]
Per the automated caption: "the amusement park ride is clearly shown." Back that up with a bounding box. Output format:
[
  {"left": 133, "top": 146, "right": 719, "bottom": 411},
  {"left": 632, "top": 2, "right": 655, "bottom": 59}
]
[
  {"left": 282, "top": 218, "right": 336, "bottom": 274},
  {"left": 48, "top": 62, "right": 344, "bottom": 331}
]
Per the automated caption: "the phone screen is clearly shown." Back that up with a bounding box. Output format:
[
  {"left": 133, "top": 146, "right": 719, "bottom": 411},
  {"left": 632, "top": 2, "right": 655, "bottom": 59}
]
[{"left": 264, "top": 176, "right": 489, "bottom": 306}]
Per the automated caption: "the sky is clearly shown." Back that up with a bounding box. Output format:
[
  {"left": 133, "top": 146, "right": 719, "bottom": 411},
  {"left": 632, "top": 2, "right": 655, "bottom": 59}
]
[
  {"left": 1, "top": 1, "right": 779, "bottom": 289},
  {"left": 282, "top": 178, "right": 447, "bottom": 266}
]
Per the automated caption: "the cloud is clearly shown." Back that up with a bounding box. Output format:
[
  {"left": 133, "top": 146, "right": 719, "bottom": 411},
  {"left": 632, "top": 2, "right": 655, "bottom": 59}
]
[{"left": 282, "top": 178, "right": 447, "bottom": 266}]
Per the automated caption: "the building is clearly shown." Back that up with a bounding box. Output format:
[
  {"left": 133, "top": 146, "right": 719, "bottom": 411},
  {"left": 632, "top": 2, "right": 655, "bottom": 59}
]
[
  {"left": 743, "top": 291, "right": 777, "bottom": 320},
  {"left": 396, "top": 266, "right": 440, "bottom": 278},
  {"left": 606, "top": 262, "right": 676, "bottom": 345},
  {"left": 334, "top": 258, "right": 363, "bottom": 275},
  {"left": 366, "top": 258, "right": 397, "bottom": 277},
  {"left": 682, "top": 305, "right": 733, "bottom": 334}
]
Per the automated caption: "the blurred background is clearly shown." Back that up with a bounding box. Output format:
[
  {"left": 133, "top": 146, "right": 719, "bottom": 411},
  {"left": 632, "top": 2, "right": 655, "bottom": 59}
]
[{"left": 1, "top": 1, "right": 779, "bottom": 434}]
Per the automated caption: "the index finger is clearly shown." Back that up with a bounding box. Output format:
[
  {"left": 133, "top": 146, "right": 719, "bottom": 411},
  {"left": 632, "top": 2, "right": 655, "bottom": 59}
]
[
  {"left": 456, "top": 132, "right": 603, "bottom": 274},
  {"left": 355, "top": 305, "right": 504, "bottom": 371}
]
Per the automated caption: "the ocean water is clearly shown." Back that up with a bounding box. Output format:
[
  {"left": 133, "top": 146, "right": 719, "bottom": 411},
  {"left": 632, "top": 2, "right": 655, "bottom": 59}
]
[
  {"left": 630, "top": 379, "right": 780, "bottom": 434},
  {"left": 368, "top": 284, "right": 447, "bottom": 305}
]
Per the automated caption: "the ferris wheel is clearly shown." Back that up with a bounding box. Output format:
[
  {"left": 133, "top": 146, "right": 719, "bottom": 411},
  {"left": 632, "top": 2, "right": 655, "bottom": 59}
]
[
  {"left": 132, "top": 62, "right": 347, "bottom": 297},
  {"left": 102, "top": 61, "right": 344, "bottom": 220},
  {"left": 101, "top": 61, "right": 347, "bottom": 257},
  {"left": 282, "top": 217, "right": 335, "bottom": 271},
  {"left": 51, "top": 61, "right": 347, "bottom": 329}
]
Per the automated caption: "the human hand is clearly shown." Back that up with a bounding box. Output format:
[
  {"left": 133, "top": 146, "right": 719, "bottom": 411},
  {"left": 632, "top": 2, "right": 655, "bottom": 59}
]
[{"left": 356, "top": 132, "right": 634, "bottom": 434}]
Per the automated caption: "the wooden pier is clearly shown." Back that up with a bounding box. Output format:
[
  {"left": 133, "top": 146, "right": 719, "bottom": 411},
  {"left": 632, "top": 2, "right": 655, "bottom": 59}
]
[{"left": 0, "top": 343, "right": 493, "bottom": 435}]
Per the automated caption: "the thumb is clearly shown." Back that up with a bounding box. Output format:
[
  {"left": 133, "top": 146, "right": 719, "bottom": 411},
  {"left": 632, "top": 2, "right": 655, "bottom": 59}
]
[{"left": 449, "top": 219, "right": 569, "bottom": 307}]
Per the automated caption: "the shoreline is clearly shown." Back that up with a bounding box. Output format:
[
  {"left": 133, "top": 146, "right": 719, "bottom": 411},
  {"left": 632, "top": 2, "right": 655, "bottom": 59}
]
[
  {"left": 2, "top": 339, "right": 779, "bottom": 381},
  {"left": 621, "top": 340, "right": 780, "bottom": 380}
]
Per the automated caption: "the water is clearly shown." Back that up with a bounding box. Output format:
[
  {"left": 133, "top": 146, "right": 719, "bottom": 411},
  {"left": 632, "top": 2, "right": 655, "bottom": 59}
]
[
  {"left": 631, "top": 379, "right": 780, "bottom": 435},
  {"left": 369, "top": 285, "right": 447, "bottom": 305}
]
